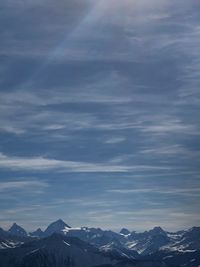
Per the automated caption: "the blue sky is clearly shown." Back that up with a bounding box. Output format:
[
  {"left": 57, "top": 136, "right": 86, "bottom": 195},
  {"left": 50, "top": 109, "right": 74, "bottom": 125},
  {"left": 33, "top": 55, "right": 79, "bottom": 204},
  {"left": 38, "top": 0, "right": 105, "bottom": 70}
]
[{"left": 0, "top": 0, "right": 200, "bottom": 232}]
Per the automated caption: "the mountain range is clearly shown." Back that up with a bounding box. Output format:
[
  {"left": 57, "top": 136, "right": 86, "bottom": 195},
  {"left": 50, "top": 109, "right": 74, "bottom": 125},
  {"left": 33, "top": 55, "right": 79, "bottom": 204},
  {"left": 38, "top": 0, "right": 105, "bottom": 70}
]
[{"left": 0, "top": 219, "right": 199, "bottom": 267}]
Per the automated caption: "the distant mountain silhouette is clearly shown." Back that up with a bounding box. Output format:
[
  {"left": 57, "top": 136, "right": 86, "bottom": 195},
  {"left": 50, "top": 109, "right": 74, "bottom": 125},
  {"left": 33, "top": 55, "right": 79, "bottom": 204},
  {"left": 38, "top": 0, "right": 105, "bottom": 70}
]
[{"left": 0, "top": 219, "right": 200, "bottom": 266}]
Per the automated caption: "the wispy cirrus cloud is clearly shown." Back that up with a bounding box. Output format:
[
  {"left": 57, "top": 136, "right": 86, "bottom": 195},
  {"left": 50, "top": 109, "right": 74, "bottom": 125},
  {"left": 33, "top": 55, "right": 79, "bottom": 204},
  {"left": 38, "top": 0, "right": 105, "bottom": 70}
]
[
  {"left": 0, "top": 180, "right": 48, "bottom": 192},
  {"left": 104, "top": 137, "right": 126, "bottom": 144},
  {"left": 107, "top": 187, "right": 200, "bottom": 197},
  {"left": 141, "top": 120, "right": 198, "bottom": 136},
  {"left": 0, "top": 152, "right": 170, "bottom": 173}
]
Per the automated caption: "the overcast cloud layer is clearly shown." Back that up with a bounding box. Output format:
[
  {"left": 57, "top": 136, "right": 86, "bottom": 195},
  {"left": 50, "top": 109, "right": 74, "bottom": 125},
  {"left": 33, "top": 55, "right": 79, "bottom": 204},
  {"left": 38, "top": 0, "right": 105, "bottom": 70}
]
[{"left": 0, "top": 0, "right": 200, "bottom": 232}]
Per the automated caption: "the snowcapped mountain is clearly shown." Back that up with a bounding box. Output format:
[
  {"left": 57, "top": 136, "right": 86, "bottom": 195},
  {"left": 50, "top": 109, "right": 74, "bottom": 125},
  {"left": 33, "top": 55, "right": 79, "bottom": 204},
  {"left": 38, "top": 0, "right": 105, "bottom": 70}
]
[
  {"left": 120, "top": 228, "right": 131, "bottom": 236},
  {"left": 29, "top": 228, "right": 44, "bottom": 238},
  {"left": 0, "top": 233, "right": 166, "bottom": 267},
  {"left": 99, "top": 240, "right": 139, "bottom": 260},
  {"left": 63, "top": 226, "right": 127, "bottom": 249},
  {"left": 0, "top": 226, "right": 30, "bottom": 249},
  {"left": 9, "top": 223, "right": 27, "bottom": 237},
  {"left": 44, "top": 219, "right": 71, "bottom": 236},
  {"left": 0, "top": 220, "right": 200, "bottom": 266},
  {"left": 126, "top": 227, "right": 170, "bottom": 255},
  {"left": 161, "top": 227, "right": 200, "bottom": 253},
  {"left": 0, "top": 233, "right": 113, "bottom": 267},
  {"left": 143, "top": 248, "right": 200, "bottom": 267}
]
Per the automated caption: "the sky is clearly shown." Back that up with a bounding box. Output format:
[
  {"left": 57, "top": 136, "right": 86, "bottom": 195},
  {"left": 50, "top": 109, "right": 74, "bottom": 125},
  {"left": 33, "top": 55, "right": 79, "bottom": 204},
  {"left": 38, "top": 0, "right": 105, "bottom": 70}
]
[{"left": 0, "top": 0, "right": 200, "bottom": 232}]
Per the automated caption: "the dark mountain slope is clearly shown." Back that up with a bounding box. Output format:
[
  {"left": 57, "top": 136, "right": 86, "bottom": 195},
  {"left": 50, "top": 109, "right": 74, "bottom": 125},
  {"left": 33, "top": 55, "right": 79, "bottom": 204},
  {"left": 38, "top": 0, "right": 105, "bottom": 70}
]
[
  {"left": 0, "top": 233, "right": 166, "bottom": 267},
  {"left": 9, "top": 223, "right": 27, "bottom": 237}
]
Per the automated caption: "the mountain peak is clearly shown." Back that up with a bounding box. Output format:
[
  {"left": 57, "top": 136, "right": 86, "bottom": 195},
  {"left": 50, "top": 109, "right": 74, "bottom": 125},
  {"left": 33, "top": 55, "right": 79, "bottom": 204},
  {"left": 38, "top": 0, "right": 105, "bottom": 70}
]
[
  {"left": 150, "top": 226, "right": 166, "bottom": 235},
  {"left": 53, "top": 219, "right": 70, "bottom": 228},
  {"left": 120, "top": 228, "right": 130, "bottom": 235},
  {"left": 9, "top": 223, "right": 27, "bottom": 237},
  {"left": 30, "top": 228, "right": 44, "bottom": 237},
  {"left": 44, "top": 219, "right": 71, "bottom": 236},
  {"left": 56, "top": 219, "right": 66, "bottom": 224}
]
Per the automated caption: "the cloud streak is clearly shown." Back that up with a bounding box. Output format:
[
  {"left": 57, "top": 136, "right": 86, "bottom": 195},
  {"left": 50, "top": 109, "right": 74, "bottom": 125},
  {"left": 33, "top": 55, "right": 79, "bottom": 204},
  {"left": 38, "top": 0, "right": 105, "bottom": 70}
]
[
  {"left": 107, "top": 187, "right": 200, "bottom": 197},
  {"left": 0, "top": 180, "right": 48, "bottom": 192},
  {"left": 0, "top": 153, "right": 170, "bottom": 173}
]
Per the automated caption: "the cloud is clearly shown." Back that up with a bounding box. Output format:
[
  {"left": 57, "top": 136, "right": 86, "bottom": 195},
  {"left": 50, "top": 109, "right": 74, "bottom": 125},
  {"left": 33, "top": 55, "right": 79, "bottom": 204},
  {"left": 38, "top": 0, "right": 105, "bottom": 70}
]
[
  {"left": 141, "top": 144, "right": 200, "bottom": 160},
  {"left": 0, "top": 0, "right": 199, "bottom": 231},
  {"left": 140, "top": 118, "right": 198, "bottom": 136},
  {"left": 107, "top": 187, "right": 200, "bottom": 197},
  {"left": 0, "top": 180, "right": 48, "bottom": 192},
  {"left": 0, "top": 152, "right": 170, "bottom": 173},
  {"left": 104, "top": 137, "right": 126, "bottom": 144},
  {"left": 0, "top": 125, "right": 25, "bottom": 135}
]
